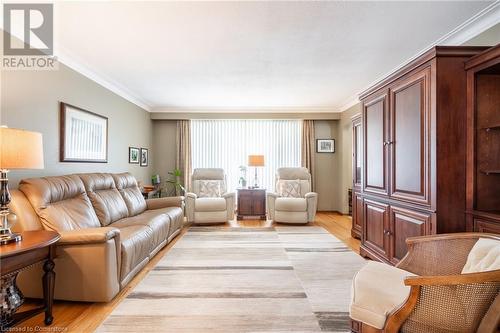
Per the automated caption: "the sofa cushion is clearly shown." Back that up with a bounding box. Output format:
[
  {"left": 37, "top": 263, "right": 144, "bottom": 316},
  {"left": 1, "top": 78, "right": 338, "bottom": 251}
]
[
  {"left": 112, "top": 209, "right": 171, "bottom": 250},
  {"left": 162, "top": 207, "right": 184, "bottom": 238},
  {"left": 112, "top": 173, "right": 147, "bottom": 216},
  {"left": 195, "top": 197, "right": 226, "bottom": 212},
  {"left": 19, "top": 175, "right": 100, "bottom": 231},
  {"left": 350, "top": 261, "right": 415, "bottom": 329},
  {"left": 79, "top": 173, "right": 129, "bottom": 226},
  {"left": 462, "top": 238, "right": 500, "bottom": 274},
  {"left": 117, "top": 225, "right": 154, "bottom": 282},
  {"left": 275, "top": 197, "right": 307, "bottom": 212}
]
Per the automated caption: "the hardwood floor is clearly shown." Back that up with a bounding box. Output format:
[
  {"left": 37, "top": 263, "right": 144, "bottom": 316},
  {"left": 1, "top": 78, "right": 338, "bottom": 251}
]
[{"left": 14, "top": 212, "right": 359, "bottom": 333}]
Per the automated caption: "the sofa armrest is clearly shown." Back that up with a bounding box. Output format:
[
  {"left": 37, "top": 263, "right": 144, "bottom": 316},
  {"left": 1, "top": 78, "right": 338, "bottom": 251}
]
[
  {"left": 146, "top": 196, "right": 184, "bottom": 210},
  {"left": 185, "top": 192, "right": 197, "bottom": 223},
  {"left": 266, "top": 192, "right": 279, "bottom": 220},
  {"left": 305, "top": 192, "right": 318, "bottom": 222},
  {"left": 18, "top": 227, "right": 122, "bottom": 302},
  {"left": 222, "top": 192, "right": 235, "bottom": 220},
  {"left": 58, "top": 227, "right": 120, "bottom": 245}
]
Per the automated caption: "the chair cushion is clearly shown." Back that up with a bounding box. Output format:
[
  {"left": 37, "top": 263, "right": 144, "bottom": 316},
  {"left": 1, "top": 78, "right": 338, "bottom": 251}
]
[
  {"left": 79, "top": 173, "right": 129, "bottom": 226},
  {"left": 278, "top": 180, "right": 301, "bottom": 198},
  {"left": 195, "top": 197, "right": 226, "bottom": 212},
  {"left": 275, "top": 197, "right": 307, "bottom": 212},
  {"left": 198, "top": 180, "right": 221, "bottom": 198},
  {"left": 112, "top": 173, "right": 147, "bottom": 216},
  {"left": 462, "top": 238, "right": 500, "bottom": 273},
  {"left": 350, "top": 261, "right": 415, "bottom": 329}
]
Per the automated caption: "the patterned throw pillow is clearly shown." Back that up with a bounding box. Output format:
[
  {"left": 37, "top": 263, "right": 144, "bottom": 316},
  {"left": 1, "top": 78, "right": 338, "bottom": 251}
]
[
  {"left": 278, "top": 180, "right": 301, "bottom": 198},
  {"left": 198, "top": 180, "right": 221, "bottom": 198}
]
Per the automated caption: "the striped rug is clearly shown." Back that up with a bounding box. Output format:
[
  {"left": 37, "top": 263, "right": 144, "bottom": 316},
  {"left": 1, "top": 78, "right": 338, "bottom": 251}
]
[{"left": 96, "top": 225, "right": 366, "bottom": 332}]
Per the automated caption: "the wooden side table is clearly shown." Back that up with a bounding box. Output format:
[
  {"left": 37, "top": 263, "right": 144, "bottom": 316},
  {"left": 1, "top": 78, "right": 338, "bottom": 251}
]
[
  {"left": 0, "top": 231, "right": 60, "bottom": 331},
  {"left": 237, "top": 188, "right": 266, "bottom": 220}
]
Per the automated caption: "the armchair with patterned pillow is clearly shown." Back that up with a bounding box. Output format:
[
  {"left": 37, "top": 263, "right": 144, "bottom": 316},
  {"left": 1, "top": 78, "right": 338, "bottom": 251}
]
[
  {"left": 185, "top": 168, "right": 235, "bottom": 224},
  {"left": 267, "top": 167, "right": 318, "bottom": 224}
]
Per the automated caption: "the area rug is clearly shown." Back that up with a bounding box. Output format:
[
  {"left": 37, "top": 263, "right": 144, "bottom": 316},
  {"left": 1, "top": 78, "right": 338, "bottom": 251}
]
[{"left": 96, "top": 226, "right": 366, "bottom": 332}]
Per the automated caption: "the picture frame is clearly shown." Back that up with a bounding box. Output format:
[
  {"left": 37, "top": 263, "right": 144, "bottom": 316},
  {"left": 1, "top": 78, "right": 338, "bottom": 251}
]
[
  {"left": 316, "top": 139, "right": 335, "bottom": 153},
  {"left": 129, "top": 147, "right": 140, "bottom": 164},
  {"left": 140, "top": 148, "right": 149, "bottom": 167},
  {"left": 60, "top": 102, "right": 108, "bottom": 162}
]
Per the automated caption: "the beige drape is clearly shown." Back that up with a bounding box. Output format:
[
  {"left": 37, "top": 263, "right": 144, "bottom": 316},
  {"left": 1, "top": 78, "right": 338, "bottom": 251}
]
[
  {"left": 301, "top": 120, "right": 315, "bottom": 191},
  {"left": 176, "top": 120, "right": 192, "bottom": 192}
]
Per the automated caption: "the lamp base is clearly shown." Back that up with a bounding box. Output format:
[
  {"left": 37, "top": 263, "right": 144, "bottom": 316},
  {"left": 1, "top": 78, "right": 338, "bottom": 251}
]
[{"left": 0, "top": 232, "right": 22, "bottom": 245}]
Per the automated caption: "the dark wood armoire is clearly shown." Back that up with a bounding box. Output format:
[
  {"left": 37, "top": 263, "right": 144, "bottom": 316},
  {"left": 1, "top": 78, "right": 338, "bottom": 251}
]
[
  {"left": 465, "top": 44, "right": 500, "bottom": 234},
  {"left": 353, "top": 46, "right": 489, "bottom": 264}
]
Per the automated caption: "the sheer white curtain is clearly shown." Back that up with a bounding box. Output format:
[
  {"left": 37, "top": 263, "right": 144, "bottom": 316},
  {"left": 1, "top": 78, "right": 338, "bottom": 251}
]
[{"left": 191, "top": 120, "right": 302, "bottom": 192}]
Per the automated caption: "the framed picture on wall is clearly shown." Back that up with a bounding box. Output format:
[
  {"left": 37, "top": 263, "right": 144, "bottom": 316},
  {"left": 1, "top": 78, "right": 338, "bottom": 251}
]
[
  {"left": 129, "top": 147, "right": 140, "bottom": 164},
  {"left": 316, "top": 139, "right": 335, "bottom": 153},
  {"left": 60, "top": 102, "right": 108, "bottom": 162},
  {"left": 140, "top": 148, "right": 148, "bottom": 167}
]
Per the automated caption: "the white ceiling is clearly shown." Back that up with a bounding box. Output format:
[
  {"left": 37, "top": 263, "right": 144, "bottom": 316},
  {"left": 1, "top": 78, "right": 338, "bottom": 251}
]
[{"left": 53, "top": 1, "right": 498, "bottom": 112}]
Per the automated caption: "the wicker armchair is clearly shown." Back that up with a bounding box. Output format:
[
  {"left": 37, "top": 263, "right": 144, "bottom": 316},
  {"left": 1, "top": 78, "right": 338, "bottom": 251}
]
[{"left": 350, "top": 233, "right": 500, "bottom": 333}]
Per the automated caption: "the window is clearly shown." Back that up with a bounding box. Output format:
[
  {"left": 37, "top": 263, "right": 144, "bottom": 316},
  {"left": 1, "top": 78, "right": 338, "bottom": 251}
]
[{"left": 191, "top": 120, "right": 302, "bottom": 192}]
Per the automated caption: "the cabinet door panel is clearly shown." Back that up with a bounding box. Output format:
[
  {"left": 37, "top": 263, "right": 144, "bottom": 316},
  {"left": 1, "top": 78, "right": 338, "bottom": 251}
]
[
  {"left": 390, "top": 68, "right": 430, "bottom": 205},
  {"left": 252, "top": 192, "right": 266, "bottom": 215},
  {"left": 352, "top": 115, "right": 362, "bottom": 190},
  {"left": 363, "top": 93, "right": 389, "bottom": 195},
  {"left": 474, "top": 218, "right": 500, "bottom": 234},
  {"left": 238, "top": 193, "right": 253, "bottom": 215},
  {"left": 362, "top": 199, "right": 390, "bottom": 258},
  {"left": 390, "top": 206, "right": 432, "bottom": 264},
  {"left": 352, "top": 192, "right": 363, "bottom": 238}
]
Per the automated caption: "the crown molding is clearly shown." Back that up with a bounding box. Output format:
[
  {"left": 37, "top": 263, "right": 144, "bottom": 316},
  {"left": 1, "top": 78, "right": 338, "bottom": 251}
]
[
  {"left": 56, "top": 47, "right": 152, "bottom": 111},
  {"left": 340, "top": 1, "right": 500, "bottom": 112},
  {"left": 338, "top": 97, "right": 360, "bottom": 113},
  {"left": 150, "top": 112, "right": 341, "bottom": 120},
  {"left": 150, "top": 107, "right": 340, "bottom": 113}
]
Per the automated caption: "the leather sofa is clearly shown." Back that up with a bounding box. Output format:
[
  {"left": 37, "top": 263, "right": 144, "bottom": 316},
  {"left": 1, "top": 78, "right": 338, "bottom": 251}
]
[
  {"left": 10, "top": 172, "right": 184, "bottom": 302},
  {"left": 267, "top": 167, "right": 318, "bottom": 224},
  {"left": 185, "top": 168, "right": 235, "bottom": 224}
]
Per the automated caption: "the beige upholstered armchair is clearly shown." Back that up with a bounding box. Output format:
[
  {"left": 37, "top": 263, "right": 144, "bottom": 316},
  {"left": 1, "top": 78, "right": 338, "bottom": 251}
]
[
  {"left": 185, "top": 168, "right": 235, "bottom": 224},
  {"left": 350, "top": 233, "right": 500, "bottom": 333},
  {"left": 267, "top": 167, "right": 318, "bottom": 224}
]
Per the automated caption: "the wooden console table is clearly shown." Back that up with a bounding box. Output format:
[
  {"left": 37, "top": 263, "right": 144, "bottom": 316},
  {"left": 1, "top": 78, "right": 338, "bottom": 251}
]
[
  {"left": 0, "top": 231, "right": 60, "bottom": 331},
  {"left": 237, "top": 188, "right": 266, "bottom": 220}
]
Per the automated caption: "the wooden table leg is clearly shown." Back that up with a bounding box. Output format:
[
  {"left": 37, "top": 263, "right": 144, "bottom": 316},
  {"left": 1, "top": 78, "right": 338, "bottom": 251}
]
[{"left": 42, "top": 246, "right": 56, "bottom": 325}]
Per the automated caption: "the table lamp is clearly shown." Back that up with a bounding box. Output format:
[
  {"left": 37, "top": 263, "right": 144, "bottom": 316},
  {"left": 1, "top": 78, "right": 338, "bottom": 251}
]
[
  {"left": 248, "top": 155, "right": 264, "bottom": 188},
  {"left": 0, "top": 127, "right": 44, "bottom": 244}
]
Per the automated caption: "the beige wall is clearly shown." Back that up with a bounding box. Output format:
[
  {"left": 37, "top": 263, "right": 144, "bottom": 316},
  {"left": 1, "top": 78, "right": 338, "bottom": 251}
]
[
  {"left": 152, "top": 120, "right": 177, "bottom": 188},
  {"left": 338, "top": 102, "right": 362, "bottom": 214},
  {"left": 1, "top": 63, "right": 153, "bottom": 187},
  {"left": 151, "top": 119, "right": 343, "bottom": 211},
  {"left": 313, "top": 120, "right": 341, "bottom": 211}
]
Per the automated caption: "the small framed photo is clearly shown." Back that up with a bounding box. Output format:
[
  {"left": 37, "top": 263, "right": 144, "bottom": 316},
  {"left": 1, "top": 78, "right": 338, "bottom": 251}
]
[
  {"left": 140, "top": 148, "right": 149, "bottom": 167},
  {"left": 129, "top": 147, "right": 140, "bottom": 164},
  {"left": 316, "top": 139, "right": 335, "bottom": 153}
]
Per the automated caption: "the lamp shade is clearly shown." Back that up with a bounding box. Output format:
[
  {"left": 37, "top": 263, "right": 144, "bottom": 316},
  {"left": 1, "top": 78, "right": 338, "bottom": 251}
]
[
  {"left": 248, "top": 155, "right": 264, "bottom": 167},
  {"left": 0, "top": 127, "right": 44, "bottom": 169}
]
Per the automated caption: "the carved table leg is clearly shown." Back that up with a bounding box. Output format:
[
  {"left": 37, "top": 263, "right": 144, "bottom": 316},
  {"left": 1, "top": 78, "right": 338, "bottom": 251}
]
[{"left": 42, "top": 248, "right": 56, "bottom": 325}]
